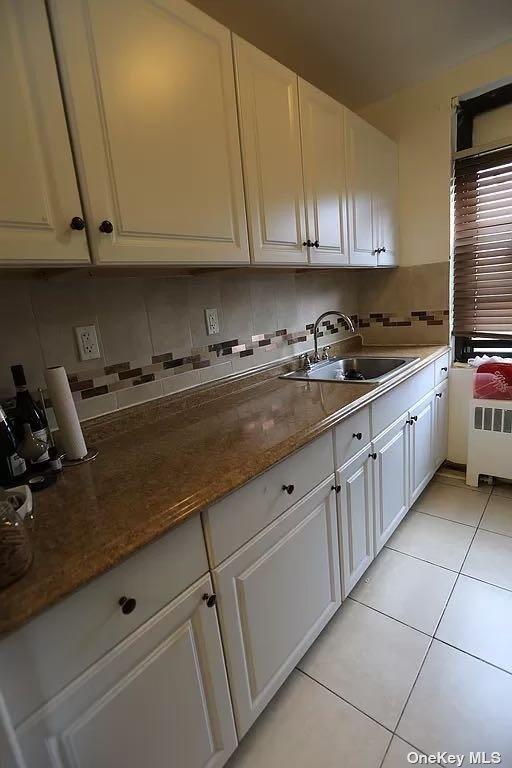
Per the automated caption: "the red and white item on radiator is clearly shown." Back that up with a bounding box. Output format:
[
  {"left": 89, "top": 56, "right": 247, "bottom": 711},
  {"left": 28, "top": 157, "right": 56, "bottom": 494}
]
[{"left": 473, "top": 361, "right": 512, "bottom": 400}]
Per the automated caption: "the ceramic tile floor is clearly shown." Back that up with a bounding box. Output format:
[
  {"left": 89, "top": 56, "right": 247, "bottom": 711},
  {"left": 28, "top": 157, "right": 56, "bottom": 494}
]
[{"left": 227, "top": 473, "right": 512, "bottom": 768}]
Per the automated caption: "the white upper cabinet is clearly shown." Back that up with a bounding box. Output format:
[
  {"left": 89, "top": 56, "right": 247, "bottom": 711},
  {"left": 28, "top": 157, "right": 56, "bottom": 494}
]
[
  {"left": 0, "top": 0, "right": 88, "bottom": 265},
  {"left": 345, "top": 111, "right": 378, "bottom": 266},
  {"left": 299, "top": 80, "right": 349, "bottom": 266},
  {"left": 234, "top": 37, "right": 307, "bottom": 265},
  {"left": 345, "top": 110, "right": 399, "bottom": 267},
  {"left": 48, "top": 0, "right": 249, "bottom": 265},
  {"left": 373, "top": 130, "right": 399, "bottom": 266}
]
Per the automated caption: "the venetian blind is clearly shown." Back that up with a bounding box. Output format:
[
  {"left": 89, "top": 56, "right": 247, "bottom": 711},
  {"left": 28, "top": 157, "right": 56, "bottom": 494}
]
[{"left": 453, "top": 144, "right": 512, "bottom": 337}]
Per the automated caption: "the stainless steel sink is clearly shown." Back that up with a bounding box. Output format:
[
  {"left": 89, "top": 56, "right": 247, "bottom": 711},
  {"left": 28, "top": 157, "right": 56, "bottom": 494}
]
[{"left": 281, "top": 356, "right": 420, "bottom": 384}]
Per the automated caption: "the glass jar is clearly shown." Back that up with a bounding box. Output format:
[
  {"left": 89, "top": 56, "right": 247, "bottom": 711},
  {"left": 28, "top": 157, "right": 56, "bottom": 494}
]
[{"left": 0, "top": 495, "right": 33, "bottom": 588}]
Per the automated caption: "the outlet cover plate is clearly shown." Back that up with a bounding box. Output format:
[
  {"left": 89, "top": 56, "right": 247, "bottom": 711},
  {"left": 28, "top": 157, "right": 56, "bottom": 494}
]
[
  {"left": 204, "top": 308, "right": 220, "bottom": 336},
  {"left": 75, "top": 324, "right": 101, "bottom": 361}
]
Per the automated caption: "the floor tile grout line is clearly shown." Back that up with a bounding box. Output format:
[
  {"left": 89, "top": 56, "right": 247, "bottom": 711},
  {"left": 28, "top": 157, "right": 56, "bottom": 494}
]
[
  {"left": 378, "top": 734, "right": 427, "bottom": 768},
  {"left": 394, "top": 573, "right": 460, "bottom": 735},
  {"left": 413, "top": 507, "right": 480, "bottom": 529},
  {"left": 458, "top": 487, "right": 493, "bottom": 575},
  {"left": 478, "top": 524, "right": 512, "bottom": 540},
  {"left": 347, "top": 596, "right": 434, "bottom": 640},
  {"left": 384, "top": 544, "right": 459, "bottom": 573},
  {"left": 433, "top": 636, "right": 512, "bottom": 678},
  {"left": 296, "top": 667, "right": 395, "bottom": 736},
  {"left": 462, "top": 571, "right": 512, "bottom": 595},
  {"left": 392, "top": 636, "right": 434, "bottom": 738},
  {"left": 393, "top": 499, "right": 473, "bottom": 738}
]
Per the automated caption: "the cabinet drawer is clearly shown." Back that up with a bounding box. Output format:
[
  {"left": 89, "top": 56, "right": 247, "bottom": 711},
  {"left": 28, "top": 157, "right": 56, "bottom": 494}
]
[
  {"left": 435, "top": 352, "right": 450, "bottom": 384},
  {"left": 203, "top": 432, "right": 334, "bottom": 566},
  {"left": 334, "top": 406, "right": 370, "bottom": 469},
  {"left": 213, "top": 476, "right": 341, "bottom": 736},
  {"left": 0, "top": 514, "right": 207, "bottom": 726},
  {"left": 371, "top": 363, "right": 435, "bottom": 436}
]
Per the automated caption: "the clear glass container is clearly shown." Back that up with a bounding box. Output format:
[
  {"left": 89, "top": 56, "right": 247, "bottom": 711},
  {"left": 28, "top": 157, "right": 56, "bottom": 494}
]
[{"left": 0, "top": 494, "right": 33, "bottom": 588}]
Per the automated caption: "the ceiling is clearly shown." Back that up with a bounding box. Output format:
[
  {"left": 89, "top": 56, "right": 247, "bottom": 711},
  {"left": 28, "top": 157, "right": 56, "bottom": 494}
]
[{"left": 189, "top": 0, "right": 512, "bottom": 107}]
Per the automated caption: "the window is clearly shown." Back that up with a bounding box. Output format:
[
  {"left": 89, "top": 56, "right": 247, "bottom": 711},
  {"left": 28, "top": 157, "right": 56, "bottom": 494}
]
[{"left": 453, "top": 144, "right": 512, "bottom": 361}]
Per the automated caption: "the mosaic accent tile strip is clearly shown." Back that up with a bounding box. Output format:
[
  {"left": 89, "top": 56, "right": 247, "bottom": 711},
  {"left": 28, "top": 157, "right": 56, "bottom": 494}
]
[
  {"left": 357, "top": 309, "right": 448, "bottom": 329},
  {"left": 42, "top": 309, "right": 448, "bottom": 405},
  {"left": 47, "top": 315, "right": 358, "bottom": 404}
]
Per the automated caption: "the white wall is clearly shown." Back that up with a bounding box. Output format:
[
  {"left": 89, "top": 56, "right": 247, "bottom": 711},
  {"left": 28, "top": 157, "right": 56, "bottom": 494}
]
[{"left": 359, "top": 41, "right": 512, "bottom": 267}]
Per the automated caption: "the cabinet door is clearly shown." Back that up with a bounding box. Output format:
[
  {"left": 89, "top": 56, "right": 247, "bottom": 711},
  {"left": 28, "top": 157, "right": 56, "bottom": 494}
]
[
  {"left": 16, "top": 576, "right": 237, "bottom": 768},
  {"left": 345, "top": 111, "right": 377, "bottom": 267},
  {"left": 373, "top": 413, "right": 409, "bottom": 553},
  {"left": 49, "top": 0, "right": 249, "bottom": 266},
  {"left": 337, "top": 445, "right": 374, "bottom": 597},
  {"left": 374, "top": 132, "right": 399, "bottom": 267},
  {"left": 0, "top": 0, "right": 88, "bottom": 265},
  {"left": 234, "top": 37, "right": 307, "bottom": 265},
  {"left": 409, "top": 391, "right": 435, "bottom": 504},
  {"left": 214, "top": 477, "right": 340, "bottom": 737},
  {"left": 299, "top": 79, "right": 348, "bottom": 266},
  {"left": 434, "top": 380, "right": 449, "bottom": 469}
]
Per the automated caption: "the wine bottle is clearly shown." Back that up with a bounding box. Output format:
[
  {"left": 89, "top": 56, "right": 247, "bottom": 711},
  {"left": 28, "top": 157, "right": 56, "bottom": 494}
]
[
  {"left": 0, "top": 406, "right": 26, "bottom": 486},
  {"left": 11, "top": 364, "right": 50, "bottom": 463}
]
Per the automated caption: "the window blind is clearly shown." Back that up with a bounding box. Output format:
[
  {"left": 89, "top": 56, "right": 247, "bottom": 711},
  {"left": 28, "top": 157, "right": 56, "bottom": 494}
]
[{"left": 453, "top": 144, "right": 512, "bottom": 337}]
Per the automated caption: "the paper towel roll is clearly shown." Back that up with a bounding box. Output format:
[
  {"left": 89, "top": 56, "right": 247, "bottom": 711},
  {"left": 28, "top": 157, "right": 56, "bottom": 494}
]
[{"left": 45, "top": 366, "right": 87, "bottom": 460}]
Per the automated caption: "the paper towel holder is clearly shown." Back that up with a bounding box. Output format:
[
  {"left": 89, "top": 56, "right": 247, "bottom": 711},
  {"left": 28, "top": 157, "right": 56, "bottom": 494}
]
[{"left": 62, "top": 447, "right": 99, "bottom": 467}]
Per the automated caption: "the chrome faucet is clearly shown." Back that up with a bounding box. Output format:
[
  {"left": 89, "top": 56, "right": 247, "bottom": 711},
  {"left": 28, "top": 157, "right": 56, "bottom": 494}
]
[{"left": 313, "top": 311, "right": 355, "bottom": 363}]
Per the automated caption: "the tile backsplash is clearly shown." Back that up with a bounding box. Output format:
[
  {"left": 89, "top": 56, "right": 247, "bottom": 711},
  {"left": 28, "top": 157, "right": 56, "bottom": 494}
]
[
  {"left": 2, "top": 270, "right": 359, "bottom": 421},
  {"left": 2, "top": 262, "right": 449, "bottom": 423}
]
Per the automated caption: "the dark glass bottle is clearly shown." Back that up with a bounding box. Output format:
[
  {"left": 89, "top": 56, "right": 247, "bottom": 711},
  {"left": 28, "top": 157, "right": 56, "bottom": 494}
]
[
  {"left": 0, "top": 405, "right": 26, "bottom": 486},
  {"left": 11, "top": 364, "right": 50, "bottom": 463}
]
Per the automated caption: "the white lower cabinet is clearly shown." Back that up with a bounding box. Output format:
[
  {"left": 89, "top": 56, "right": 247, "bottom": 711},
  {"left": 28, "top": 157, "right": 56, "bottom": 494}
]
[
  {"left": 373, "top": 413, "right": 410, "bottom": 553},
  {"left": 14, "top": 576, "right": 237, "bottom": 768},
  {"left": 213, "top": 477, "right": 341, "bottom": 737},
  {"left": 409, "top": 390, "right": 436, "bottom": 505},
  {"left": 337, "top": 446, "right": 374, "bottom": 598},
  {"left": 434, "top": 379, "right": 449, "bottom": 469},
  {"left": 1, "top": 356, "right": 451, "bottom": 768}
]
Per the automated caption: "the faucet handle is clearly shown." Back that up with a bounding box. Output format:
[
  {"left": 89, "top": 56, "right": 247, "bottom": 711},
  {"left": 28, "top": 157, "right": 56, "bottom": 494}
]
[
  {"left": 321, "top": 346, "right": 331, "bottom": 361},
  {"left": 300, "top": 353, "right": 313, "bottom": 371}
]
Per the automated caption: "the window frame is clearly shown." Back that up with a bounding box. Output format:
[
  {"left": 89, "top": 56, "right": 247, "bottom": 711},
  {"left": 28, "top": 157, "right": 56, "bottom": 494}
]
[{"left": 453, "top": 82, "right": 512, "bottom": 362}]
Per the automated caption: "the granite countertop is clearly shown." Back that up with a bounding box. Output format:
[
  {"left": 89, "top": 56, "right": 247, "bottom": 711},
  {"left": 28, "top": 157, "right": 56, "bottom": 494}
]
[{"left": 0, "top": 343, "right": 449, "bottom": 636}]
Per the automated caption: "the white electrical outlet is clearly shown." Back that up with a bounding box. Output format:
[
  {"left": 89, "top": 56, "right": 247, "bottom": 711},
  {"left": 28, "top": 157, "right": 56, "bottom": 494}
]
[
  {"left": 75, "top": 324, "right": 101, "bottom": 361},
  {"left": 205, "top": 308, "right": 220, "bottom": 336}
]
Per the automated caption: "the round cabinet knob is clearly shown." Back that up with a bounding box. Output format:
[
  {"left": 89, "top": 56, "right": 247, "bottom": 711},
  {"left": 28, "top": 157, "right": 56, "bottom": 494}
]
[
  {"left": 312, "top": 240, "right": 320, "bottom": 248},
  {"left": 331, "top": 484, "right": 341, "bottom": 494},
  {"left": 302, "top": 239, "right": 313, "bottom": 247},
  {"left": 282, "top": 484, "right": 295, "bottom": 495},
  {"left": 119, "top": 596, "right": 136, "bottom": 615},
  {"left": 352, "top": 432, "right": 363, "bottom": 440},
  {"left": 369, "top": 452, "right": 377, "bottom": 460},
  {"left": 99, "top": 220, "right": 114, "bottom": 234},
  {"left": 441, "top": 367, "right": 448, "bottom": 372},
  {"left": 202, "top": 593, "right": 217, "bottom": 608},
  {"left": 373, "top": 248, "right": 381, "bottom": 254},
  {"left": 70, "top": 216, "right": 85, "bottom": 231},
  {"left": 436, "top": 392, "right": 443, "bottom": 398},
  {"left": 411, "top": 415, "right": 418, "bottom": 422},
  {"left": 381, "top": 246, "right": 387, "bottom": 253}
]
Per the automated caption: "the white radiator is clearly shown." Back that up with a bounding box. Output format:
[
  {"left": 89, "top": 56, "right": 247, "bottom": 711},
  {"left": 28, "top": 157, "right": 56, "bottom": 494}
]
[{"left": 466, "top": 398, "right": 512, "bottom": 486}]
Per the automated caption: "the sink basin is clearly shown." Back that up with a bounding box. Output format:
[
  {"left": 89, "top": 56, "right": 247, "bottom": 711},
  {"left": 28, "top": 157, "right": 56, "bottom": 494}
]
[{"left": 281, "top": 356, "right": 420, "bottom": 384}]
